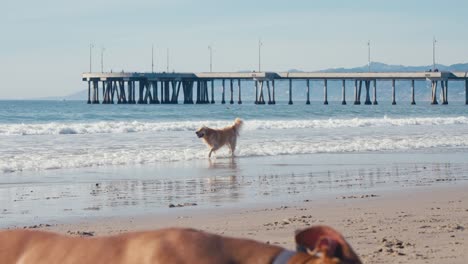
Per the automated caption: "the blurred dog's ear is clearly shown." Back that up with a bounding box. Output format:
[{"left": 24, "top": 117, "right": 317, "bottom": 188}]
[{"left": 295, "top": 226, "right": 362, "bottom": 264}]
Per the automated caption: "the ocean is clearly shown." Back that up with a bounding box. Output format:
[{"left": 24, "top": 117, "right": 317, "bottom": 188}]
[
  {"left": 0, "top": 100, "right": 467, "bottom": 226},
  {"left": 1, "top": 100, "right": 467, "bottom": 172}
]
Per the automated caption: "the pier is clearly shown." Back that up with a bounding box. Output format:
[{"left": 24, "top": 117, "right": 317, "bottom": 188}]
[{"left": 82, "top": 71, "right": 468, "bottom": 105}]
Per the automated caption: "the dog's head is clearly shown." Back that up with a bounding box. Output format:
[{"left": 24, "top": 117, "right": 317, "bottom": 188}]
[
  {"left": 195, "top": 126, "right": 208, "bottom": 138},
  {"left": 294, "top": 226, "right": 362, "bottom": 264}
]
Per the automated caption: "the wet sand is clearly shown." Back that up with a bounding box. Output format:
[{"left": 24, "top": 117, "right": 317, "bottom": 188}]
[
  {"left": 1, "top": 152, "right": 468, "bottom": 263},
  {"left": 18, "top": 182, "right": 467, "bottom": 264}
]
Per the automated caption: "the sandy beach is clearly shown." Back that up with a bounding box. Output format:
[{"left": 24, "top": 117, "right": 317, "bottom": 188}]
[{"left": 20, "top": 181, "right": 465, "bottom": 264}]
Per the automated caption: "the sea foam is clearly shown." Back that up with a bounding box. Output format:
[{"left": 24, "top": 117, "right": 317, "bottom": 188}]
[{"left": 0, "top": 116, "right": 467, "bottom": 136}]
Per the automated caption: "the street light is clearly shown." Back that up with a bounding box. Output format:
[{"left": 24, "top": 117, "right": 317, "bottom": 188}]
[
  {"left": 208, "top": 45, "right": 213, "bottom": 72},
  {"left": 367, "top": 40, "right": 371, "bottom": 72},
  {"left": 258, "top": 38, "right": 263, "bottom": 72},
  {"left": 101, "top": 47, "right": 105, "bottom": 73},
  {"left": 89, "top": 43, "right": 94, "bottom": 73},
  {"left": 152, "top": 44, "right": 155, "bottom": 73},
  {"left": 433, "top": 37, "right": 437, "bottom": 71},
  {"left": 166, "top": 48, "right": 169, "bottom": 72}
]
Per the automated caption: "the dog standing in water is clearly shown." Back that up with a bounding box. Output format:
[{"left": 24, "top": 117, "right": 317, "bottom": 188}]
[{"left": 196, "top": 118, "right": 243, "bottom": 158}]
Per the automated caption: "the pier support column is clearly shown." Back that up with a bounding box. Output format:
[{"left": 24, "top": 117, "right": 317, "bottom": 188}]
[
  {"left": 120, "top": 81, "right": 127, "bottom": 104},
  {"left": 116, "top": 81, "right": 121, "bottom": 104},
  {"left": 92, "top": 81, "right": 99, "bottom": 104},
  {"left": 110, "top": 81, "right": 116, "bottom": 104},
  {"left": 237, "top": 80, "right": 242, "bottom": 104},
  {"left": 267, "top": 81, "right": 273, "bottom": 104},
  {"left": 357, "top": 81, "right": 362, "bottom": 104},
  {"left": 102, "top": 81, "right": 107, "bottom": 104},
  {"left": 97, "top": 81, "right": 101, "bottom": 104},
  {"left": 306, "top": 80, "right": 311, "bottom": 105},
  {"left": 466, "top": 80, "right": 468, "bottom": 105},
  {"left": 127, "top": 81, "right": 132, "bottom": 104},
  {"left": 153, "top": 81, "right": 159, "bottom": 104},
  {"left": 211, "top": 80, "right": 215, "bottom": 104},
  {"left": 323, "top": 79, "right": 328, "bottom": 105},
  {"left": 431, "top": 81, "right": 438, "bottom": 105},
  {"left": 87, "top": 81, "right": 91, "bottom": 104},
  {"left": 444, "top": 80, "right": 448, "bottom": 104},
  {"left": 364, "top": 80, "right": 371, "bottom": 105},
  {"left": 341, "top": 80, "right": 346, "bottom": 105},
  {"left": 138, "top": 81, "right": 144, "bottom": 104},
  {"left": 288, "top": 79, "right": 293, "bottom": 105},
  {"left": 411, "top": 80, "right": 416, "bottom": 105},
  {"left": 221, "top": 79, "right": 226, "bottom": 104},
  {"left": 255, "top": 81, "right": 258, "bottom": 104},
  {"left": 272, "top": 80, "right": 276, "bottom": 104},
  {"left": 196, "top": 81, "right": 200, "bottom": 104},
  {"left": 230, "top": 79, "right": 234, "bottom": 104},
  {"left": 440, "top": 81, "right": 445, "bottom": 105},
  {"left": 353, "top": 80, "right": 358, "bottom": 105},
  {"left": 391, "top": 79, "right": 396, "bottom": 105},
  {"left": 258, "top": 81, "right": 265, "bottom": 104},
  {"left": 372, "top": 80, "right": 378, "bottom": 105}
]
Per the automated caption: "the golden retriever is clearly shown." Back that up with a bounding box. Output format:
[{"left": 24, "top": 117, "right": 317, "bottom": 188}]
[{"left": 196, "top": 118, "right": 243, "bottom": 158}]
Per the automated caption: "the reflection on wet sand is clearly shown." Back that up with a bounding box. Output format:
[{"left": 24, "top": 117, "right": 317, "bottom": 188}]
[{"left": 1, "top": 155, "right": 468, "bottom": 228}]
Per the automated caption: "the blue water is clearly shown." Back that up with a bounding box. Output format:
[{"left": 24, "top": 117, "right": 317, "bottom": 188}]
[
  {"left": 0, "top": 100, "right": 467, "bottom": 173},
  {"left": 1, "top": 100, "right": 467, "bottom": 124}
]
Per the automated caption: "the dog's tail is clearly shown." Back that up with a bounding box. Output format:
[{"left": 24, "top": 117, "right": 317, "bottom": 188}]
[{"left": 233, "top": 118, "right": 243, "bottom": 135}]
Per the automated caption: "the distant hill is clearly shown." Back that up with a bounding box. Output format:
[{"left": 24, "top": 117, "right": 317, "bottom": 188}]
[
  {"left": 288, "top": 62, "right": 468, "bottom": 73},
  {"left": 37, "top": 89, "right": 87, "bottom": 101}
]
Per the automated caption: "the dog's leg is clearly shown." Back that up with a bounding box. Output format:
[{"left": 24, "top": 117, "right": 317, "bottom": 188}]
[
  {"left": 230, "top": 139, "right": 237, "bottom": 157},
  {"left": 209, "top": 149, "right": 214, "bottom": 158}
]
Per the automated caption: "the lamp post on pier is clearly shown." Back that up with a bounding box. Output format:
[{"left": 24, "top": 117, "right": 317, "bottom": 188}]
[
  {"left": 208, "top": 45, "right": 213, "bottom": 72},
  {"left": 89, "top": 43, "right": 94, "bottom": 73},
  {"left": 152, "top": 44, "right": 155, "bottom": 73},
  {"left": 100, "top": 47, "right": 105, "bottom": 73},
  {"left": 367, "top": 40, "right": 371, "bottom": 72},
  {"left": 258, "top": 39, "right": 263, "bottom": 72},
  {"left": 432, "top": 37, "right": 437, "bottom": 71}
]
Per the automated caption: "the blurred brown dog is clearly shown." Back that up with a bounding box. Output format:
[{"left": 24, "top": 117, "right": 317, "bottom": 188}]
[
  {"left": 0, "top": 225, "right": 361, "bottom": 264},
  {"left": 196, "top": 118, "right": 243, "bottom": 158}
]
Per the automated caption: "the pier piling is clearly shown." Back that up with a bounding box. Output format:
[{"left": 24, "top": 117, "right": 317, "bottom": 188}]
[
  {"left": 443, "top": 81, "right": 448, "bottom": 105},
  {"left": 372, "top": 80, "right": 378, "bottom": 105},
  {"left": 288, "top": 79, "right": 293, "bottom": 105},
  {"left": 306, "top": 80, "right": 311, "bottom": 105},
  {"left": 341, "top": 80, "right": 346, "bottom": 105},
  {"left": 411, "top": 80, "right": 415, "bottom": 105},
  {"left": 230, "top": 79, "right": 234, "bottom": 104},
  {"left": 237, "top": 79, "right": 242, "bottom": 104},
  {"left": 267, "top": 81, "right": 273, "bottom": 104},
  {"left": 211, "top": 80, "right": 215, "bottom": 104},
  {"left": 466, "top": 80, "right": 468, "bottom": 105},
  {"left": 221, "top": 79, "right": 226, "bottom": 104},
  {"left": 431, "top": 81, "right": 438, "bottom": 105},
  {"left": 87, "top": 81, "right": 91, "bottom": 104},
  {"left": 392, "top": 79, "right": 396, "bottom": 105},
  {"left": 272, "top": 80, "right": 276, "bottom": 104},
  {"left": 353, "top": 80, "right": 358, "bottom": 105},
  {"left": 323, "top": 79, "right": 328, "bottom": 105},
  {"left": 364, "top": 80, "right": 371, "bottom": 105}
]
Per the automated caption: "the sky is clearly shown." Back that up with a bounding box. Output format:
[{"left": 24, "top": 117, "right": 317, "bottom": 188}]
[{"left": 1, "top": 0, "right": 468, "bottom": 98}]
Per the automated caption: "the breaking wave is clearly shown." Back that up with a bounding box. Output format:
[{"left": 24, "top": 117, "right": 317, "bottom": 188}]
[{"left": 0, "top": 116, "right": 467, "bottom": 136}]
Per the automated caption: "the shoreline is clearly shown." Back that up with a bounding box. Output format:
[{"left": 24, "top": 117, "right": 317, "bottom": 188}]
[{"left": 19, "top": 182, "right": 468, "bottom": 263}]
